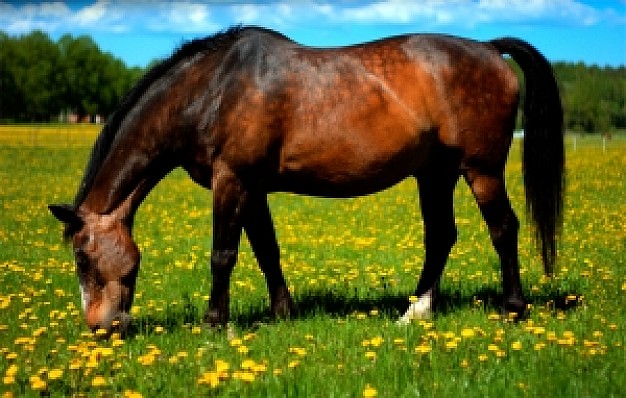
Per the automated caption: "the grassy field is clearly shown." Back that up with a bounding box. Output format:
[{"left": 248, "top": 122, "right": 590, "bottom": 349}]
[{"left": 0, "top": 125, "right": 625, "bottom": 397}]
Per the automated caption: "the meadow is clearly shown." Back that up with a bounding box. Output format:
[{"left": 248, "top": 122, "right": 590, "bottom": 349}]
[{"left": 0, "top": 125, "right": 624, "bottom": 397}]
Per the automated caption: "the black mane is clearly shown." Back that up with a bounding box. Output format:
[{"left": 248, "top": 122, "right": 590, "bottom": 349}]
[{"left": 72, "top": 25, "right": 253, "bottom": 209}]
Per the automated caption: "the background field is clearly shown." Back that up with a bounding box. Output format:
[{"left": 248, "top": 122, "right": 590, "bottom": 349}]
[{"left": 0, "top": 125, "right": 624, "bottom": 397}]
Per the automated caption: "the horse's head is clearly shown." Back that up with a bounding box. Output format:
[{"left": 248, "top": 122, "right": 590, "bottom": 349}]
[{"left": 49, "top": 204, "right": 139, "bottom": 336}]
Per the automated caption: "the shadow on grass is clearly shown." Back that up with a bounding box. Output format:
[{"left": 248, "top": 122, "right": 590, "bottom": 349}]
[{"left": 125, "top": 286, "right": 584, "bottom": 336}]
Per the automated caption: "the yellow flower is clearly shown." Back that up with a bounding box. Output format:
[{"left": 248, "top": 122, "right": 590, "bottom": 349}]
[
  {"left": 415, "top": 344, "right": 432, "bottom": 354},
  {"left": 511, "top": 341, "right": 523, "bottom": 350},
  {"left": 241, "top": 359, "right": 256, "bottom": 370},
  {"left": 29, "top": 375, "right": 47, "bottom": 390},
  {"left": 233, "top": 371, "right": 255, "bottom": 382},
  {"left": 124, "top": 390, "right": 143, "bottom": 398},
  {"left": 363, "top": 384, "right": 378, "bottom": 397},
  {"left": 461, "top": 328, "right": 475, "bottom": 338},
  {"left": 370, "top": 336, "right": 384, "bottom": 347},
  {"left": 94, "top": 328, "right": 108, "bottom": 337},
  {"left": 215, "top": 359, "right": 230, "bottom": 374},
  {"left": 47, "top": 369, "right": 64, "bottom": 380},
  {"left": 445, "top": 340, "right": 458, "bottom": 350},
  {"left": 198, "top": 371, "right": 220, "bottom": 388},
  {"left": 289, "top": 347, "right": 307, "bottom": 356},
  {"left": 5, "top": 365, "right": 18, "bottom": 377},
  {"left": 365, "top": 351, "right": 376, "bottom": 360},
  {"left": 91, "top": 375, "right": 107, "bottom": 387}
]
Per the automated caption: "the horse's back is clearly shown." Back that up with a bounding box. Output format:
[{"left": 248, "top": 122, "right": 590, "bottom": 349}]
[{"left": 206, "top": 30, "right": 520, "bottom": 195}]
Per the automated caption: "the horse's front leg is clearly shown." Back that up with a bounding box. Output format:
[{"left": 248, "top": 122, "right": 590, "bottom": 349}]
[
  {"left": 204, "top": 170, "right": 247, "bottom": 327},
  {"left": 243, "top": 195, "right": 293, "bottom": 319}
]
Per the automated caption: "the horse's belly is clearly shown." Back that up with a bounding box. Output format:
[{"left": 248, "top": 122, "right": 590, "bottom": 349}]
[{"left": 274, "top": 130, "right": 434, "bottom": 197}]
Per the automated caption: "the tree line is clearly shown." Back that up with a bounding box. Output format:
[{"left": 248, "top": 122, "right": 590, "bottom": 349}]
[
  {"left": 0, "top": 30, "right": 143, "bottom": 122},
  {"left": 1, "top": 30, "right": 624, "bottom": 133}
]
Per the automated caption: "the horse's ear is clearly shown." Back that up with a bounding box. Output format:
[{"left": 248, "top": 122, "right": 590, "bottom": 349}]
[{"left": 48, "top": 204, "right": 82, "bottom": 228}]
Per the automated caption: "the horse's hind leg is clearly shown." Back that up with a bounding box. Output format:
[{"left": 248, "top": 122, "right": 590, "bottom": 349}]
[
  {"left": 243, "top": 195, "right": 293, "bottom": 319},
  {"left": 464, "top": 169, "right": 527, "bottom": 317},
  {"left": 399, "top": 170, "right": 459, "bottom": 323}
]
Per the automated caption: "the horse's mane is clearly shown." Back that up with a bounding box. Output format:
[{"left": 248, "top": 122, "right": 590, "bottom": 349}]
[{"left": 73, "top": 25, "right": 281, "bottom": 209}]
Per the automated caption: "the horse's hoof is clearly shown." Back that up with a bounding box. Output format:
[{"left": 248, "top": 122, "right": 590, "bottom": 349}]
[
  {"left": 503, "top": 298, "right": 529, "bottom": 321},
  {"left": 397, "top": 297, "right": 433, "bottom": 325}
]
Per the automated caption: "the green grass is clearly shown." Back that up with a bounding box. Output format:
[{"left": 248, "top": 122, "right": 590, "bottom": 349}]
[{"left": 0, "top": 127, "right": 625, "bottom": 397}]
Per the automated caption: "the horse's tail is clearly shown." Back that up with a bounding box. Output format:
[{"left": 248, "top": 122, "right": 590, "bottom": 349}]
[{"left": 490, "top": 38, "right": 565, "bottom": 275}]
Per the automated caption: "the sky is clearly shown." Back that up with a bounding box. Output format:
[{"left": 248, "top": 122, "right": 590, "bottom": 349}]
[{"left": 1, "top": 1, "right": 625, "bottom": 67}]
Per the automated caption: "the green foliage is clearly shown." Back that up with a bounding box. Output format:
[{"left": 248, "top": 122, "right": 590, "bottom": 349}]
[
  {"left": 553, "top": 62, "right": 626, "bottom": 134},
  {"left": 0, "top": 31, "right": 142, "bottom": 122}
]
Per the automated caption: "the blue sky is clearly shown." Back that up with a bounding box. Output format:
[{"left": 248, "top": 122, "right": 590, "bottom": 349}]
[{"left": 1, "top": 1, "right": 625, "bottom": 67}]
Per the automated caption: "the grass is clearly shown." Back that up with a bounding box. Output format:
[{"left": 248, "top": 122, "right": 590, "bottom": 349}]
[{"left": 0, "top": 126, "right": 625, "bottom": 397}]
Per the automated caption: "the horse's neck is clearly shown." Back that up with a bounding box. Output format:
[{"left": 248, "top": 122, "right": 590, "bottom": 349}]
[{"left": 81, "top": 129, "right": 175, "bottom": 218}]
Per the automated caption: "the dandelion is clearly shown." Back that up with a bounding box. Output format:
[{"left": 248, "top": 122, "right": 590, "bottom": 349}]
[
  {"left": 461, "top": 328, "right": 475, "bottom": 338},
  {"left": 393, "top": 338, "right": 406, "bottom": 346},
  {"left": 191, "top": 326, "right": 202, "bottom": 334},
  {"left": 365, "top": 351, "right": 376, "bottom": 360},
  {"left": 445, "top": 340, "right": 458, "bottom": 350},
  {"left": 198, "top": 372, "right": 221, "bottom": 388},
  {"left": 29, "top": 375, "right": 47, "bottom": 390},
  {"left": 124, "top": 390, "right": 143, "bottom": 398},
  {"left": 94, "top": 328, "right": 108, "bottom": 337},
  {"left": 241, "top": 359, "right": 256, "bottom": 370},
  {"left": 363, "top": 384, "right": 378, "bottom": 397},
  {"left": 289, "top": 347, "right": 307, "bottom": 356},
  {"left": 233, "top": 371, "right": 256, "bottom": 382},
  {"left": 511, "top": 341, "right": 523, "bottom": 350},
  {"left": 47, "top": 368, "right": 63, "bottom": 380},
  {"left": 415, "top": 344, "right": 432, "bottom": 354},
  {"left": 91, "top": 375, "right": 107, "bottom": 387},
  {"left": 215, "top": 359, "right": 230, "bottom": 376}
]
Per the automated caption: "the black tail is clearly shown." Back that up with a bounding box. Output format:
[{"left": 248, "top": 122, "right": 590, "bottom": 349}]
[{"left": 490, "top": 38, "right": 564, "bottom": 275}]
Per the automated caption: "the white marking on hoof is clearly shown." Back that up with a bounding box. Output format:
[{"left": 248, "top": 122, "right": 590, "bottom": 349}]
[{"left": 397, "top": 293, "right": 433, "bottom": 325}]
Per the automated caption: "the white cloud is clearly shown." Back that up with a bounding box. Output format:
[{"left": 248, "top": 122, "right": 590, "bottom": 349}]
[
  {"left": 0, "top": 0, "right": 619, "bottom": 37},
  {"left": 72, "top": 0, "right": 109, "bottom": 26}
]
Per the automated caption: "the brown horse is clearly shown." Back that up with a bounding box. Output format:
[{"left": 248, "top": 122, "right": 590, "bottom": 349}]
[{"left": 49, "top": 26, "right": 564, "bottom": 334}]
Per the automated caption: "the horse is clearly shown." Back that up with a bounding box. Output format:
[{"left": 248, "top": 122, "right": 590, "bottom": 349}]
[{"left": 49, "top": 26, "right": 564, "bottom": 334}]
